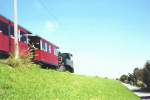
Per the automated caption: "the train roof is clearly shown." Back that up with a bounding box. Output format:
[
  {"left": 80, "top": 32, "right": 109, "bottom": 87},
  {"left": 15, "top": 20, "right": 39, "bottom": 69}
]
[
  {"left": 0, "top": 15, "right": 32, "bottom": 34},
  {"left": 29, "top": 34, "right": 59, "bottom": 48},
  {"left": 37, "top": 35, "right": 59, "bottom": 48}
]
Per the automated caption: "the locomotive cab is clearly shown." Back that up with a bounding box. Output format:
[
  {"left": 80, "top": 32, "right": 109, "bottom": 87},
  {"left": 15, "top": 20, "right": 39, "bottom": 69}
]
[{"left": 58, "top": 53, "right": 74, "bottom": 73}]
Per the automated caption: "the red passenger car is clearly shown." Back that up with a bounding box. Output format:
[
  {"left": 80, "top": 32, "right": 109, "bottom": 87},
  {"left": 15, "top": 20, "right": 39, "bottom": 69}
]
[
  {"left": 0, "top": 15, "right": 30, "bottom": 57},
  {"left": 28, "top": 35, "right": 59, "bottom": 67}
]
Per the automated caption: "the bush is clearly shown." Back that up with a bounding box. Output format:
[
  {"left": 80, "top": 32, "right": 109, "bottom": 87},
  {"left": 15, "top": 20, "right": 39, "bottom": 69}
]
[
  {"left": 136, "top": 80, "right": 145, "bottom": 88},
  {"left": 0, "top": 53, "right": 33, "bottom": 68},
  {"left": 128, "top": 73, "right": 136, "bottom": 85},
  {"left": 120, "top": 74, "right": 128, "bottom": 83}
]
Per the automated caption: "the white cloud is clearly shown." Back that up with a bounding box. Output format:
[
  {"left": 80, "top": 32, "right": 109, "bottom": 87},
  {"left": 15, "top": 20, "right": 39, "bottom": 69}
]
[{"left": 45, "top": 21, "right": 58, "bottom": 32}]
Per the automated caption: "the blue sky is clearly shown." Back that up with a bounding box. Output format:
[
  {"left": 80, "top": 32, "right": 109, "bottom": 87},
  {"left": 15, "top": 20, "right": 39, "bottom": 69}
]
[{"left": 0, "top": 0, "right": 150, "bottom": 78}]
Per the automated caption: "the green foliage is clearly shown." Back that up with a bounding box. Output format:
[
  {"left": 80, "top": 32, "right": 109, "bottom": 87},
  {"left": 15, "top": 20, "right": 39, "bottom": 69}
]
[
  {"left": 119, "top": 72, "right": 145, "bottom": 87},
  {"left": 130, "top": 61, "right": 150, "bottom": 89},
  {"left": 136, "top": 80, "right": 145, "bottom": 88},
  {"left": 120, "top": 74, "right": 128, "bottom": 83},
  {"left": 0, "top": 63, "right": 140, "bottom": 100},
  {"left": 143, "top": 61, "right": 150, "bottom": 89},
  {"left": 133, "top": 68, "right": 145, "bottom": 82},
  {"left": 127, "top": 73, "right": 136, "bottom": 85},
  {"left": 120, "top": 61, "right": 150, "bottom": 89}
]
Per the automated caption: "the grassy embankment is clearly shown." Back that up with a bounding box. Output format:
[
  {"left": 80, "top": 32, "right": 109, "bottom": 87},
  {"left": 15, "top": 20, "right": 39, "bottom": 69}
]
[{"left": 0, "top": 63, "right": 140, "bottom": 100}]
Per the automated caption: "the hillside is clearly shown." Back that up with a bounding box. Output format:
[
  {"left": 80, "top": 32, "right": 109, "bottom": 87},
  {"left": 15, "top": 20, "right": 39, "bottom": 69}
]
[{"left": 0, "top": 63, "right": 140, "bottom": 100}]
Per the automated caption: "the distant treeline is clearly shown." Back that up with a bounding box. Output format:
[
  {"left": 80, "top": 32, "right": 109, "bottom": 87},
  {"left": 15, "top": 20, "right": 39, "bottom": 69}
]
[{"left": 119, "top": 61, "right": 150, "bottom": 89}]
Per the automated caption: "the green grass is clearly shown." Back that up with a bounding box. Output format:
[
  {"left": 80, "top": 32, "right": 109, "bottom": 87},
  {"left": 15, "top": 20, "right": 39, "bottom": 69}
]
[{"left": 0, "top": 63, "right": 140, "bottom": 100}]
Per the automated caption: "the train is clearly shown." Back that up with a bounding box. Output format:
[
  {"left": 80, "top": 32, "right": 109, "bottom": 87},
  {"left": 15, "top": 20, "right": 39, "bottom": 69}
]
[{"left": 0, "top": 15, "right": 74, "bottom": 73}]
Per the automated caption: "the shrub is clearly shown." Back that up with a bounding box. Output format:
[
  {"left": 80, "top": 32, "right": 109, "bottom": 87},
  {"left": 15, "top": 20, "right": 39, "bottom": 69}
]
[
  {"left": 120, "top": 74, "right": 128, "bottom": 83},
  {"left": 128, "top": 73, "right": 136, "bottom": 85},
  {"left": 136, "top": 80, "right": 145, "bottom": 88},
  {"left": 1, "top": 53, "right": 33, "bottom": 68}
]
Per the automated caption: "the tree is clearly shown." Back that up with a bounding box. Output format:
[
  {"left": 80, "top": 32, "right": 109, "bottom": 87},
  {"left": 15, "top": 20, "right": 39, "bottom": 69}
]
[
  {"left": 128, "top": 73, "right": 136, "bottom": 85},
  {"left": 120, "top": 74, "right": 128, "bottom": 83},
  {"left": 143, "top": 61, "right": 150, "bottom": 89},
  {"left": 133, "top": 68, "right": 145, "bottom": 82}
]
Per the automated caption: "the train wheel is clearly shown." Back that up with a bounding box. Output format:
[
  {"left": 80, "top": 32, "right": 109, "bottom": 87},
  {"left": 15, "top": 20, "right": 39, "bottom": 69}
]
[{"left": 66, "top": 66, "right": 74, "bottom": 73}]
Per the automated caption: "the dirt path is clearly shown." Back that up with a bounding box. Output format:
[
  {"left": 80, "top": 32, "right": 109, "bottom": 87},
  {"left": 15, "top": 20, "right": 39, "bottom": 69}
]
[{"left": 122, "top": 83, "right": 150, "bottom": 100}]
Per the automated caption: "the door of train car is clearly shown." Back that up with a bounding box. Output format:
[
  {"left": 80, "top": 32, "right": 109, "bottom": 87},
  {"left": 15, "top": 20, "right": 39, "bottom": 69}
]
[{"left": 0, "top": 18, "right": 11, "bottom": 53}]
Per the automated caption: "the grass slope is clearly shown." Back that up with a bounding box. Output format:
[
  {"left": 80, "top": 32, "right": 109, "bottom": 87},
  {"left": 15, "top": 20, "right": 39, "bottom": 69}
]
[{"left": 0, "top": 63, "right": 139, "bottom": 100}]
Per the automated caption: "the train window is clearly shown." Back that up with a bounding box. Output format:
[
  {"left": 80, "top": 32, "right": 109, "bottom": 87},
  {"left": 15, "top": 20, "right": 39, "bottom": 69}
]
[
  {"left": 9, "top": 26, "right": 14, "bottom": 36},
  {"left": 20, "top": 32, "right": 27, "bottom": 43},
  {"left": 42, "top": 42, "right": 46, "bottom": 51},
  {"left": 0, "top": 22, "right": 1, "bottom": 30},
  {"left": 8, "top": 25, "right": 11, "bottom": 36},
  {"left": 45, "top": 43, "right": 47, "bottom": 52},
  {"left": 42, "top": 42, "right": 45, "bottom": 51},
  {"left": 40, "top": 40, "right": 42, "bottom": 50},
  {"left": 54, "top": 48, "right": 58, "bottom": 56},
  {"left": 48, "top": 45, "right": 51, "bottom": 53},
  {"left": 0, "top": 21, "right": 9, "bottom": 35},
  {"left": 47, "top": 44, "right": 49, "bottom": 53}
]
